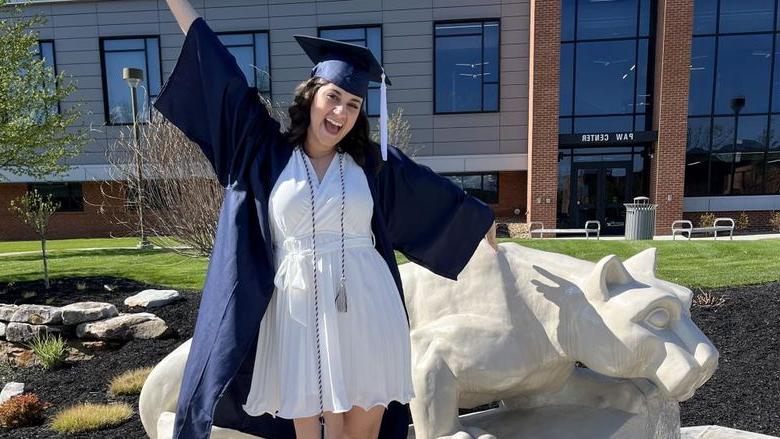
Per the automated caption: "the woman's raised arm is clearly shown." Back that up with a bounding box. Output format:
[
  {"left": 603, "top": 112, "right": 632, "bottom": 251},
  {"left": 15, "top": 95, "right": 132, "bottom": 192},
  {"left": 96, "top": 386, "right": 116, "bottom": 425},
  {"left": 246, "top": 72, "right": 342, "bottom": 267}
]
[{"left": 164, "top": 0, "right": 200, "bottom": 34}]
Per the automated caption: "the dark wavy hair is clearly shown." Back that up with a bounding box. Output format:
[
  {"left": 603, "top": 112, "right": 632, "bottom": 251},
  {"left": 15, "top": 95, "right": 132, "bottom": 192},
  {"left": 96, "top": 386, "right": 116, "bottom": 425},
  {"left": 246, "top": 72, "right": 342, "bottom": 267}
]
[{"left": 283, "top": 76, "right": 383, "bottom": 175}]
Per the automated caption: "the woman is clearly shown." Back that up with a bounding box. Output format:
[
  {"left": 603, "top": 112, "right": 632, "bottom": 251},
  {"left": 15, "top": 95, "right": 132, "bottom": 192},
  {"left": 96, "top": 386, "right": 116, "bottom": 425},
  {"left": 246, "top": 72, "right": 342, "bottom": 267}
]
[{"left": 156, "top": 1, "right": 497, "bottom": 438}]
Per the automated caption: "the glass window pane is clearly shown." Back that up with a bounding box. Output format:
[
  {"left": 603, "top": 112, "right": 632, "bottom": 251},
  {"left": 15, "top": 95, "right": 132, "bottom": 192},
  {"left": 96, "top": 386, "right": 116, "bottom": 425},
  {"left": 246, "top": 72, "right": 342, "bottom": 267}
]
[
  {"left": 731, "top": 151, "right": 765, "bottom": 194},
  {"left": 366, "top": 27, "right": 382, "bottom": 60},
  {"left": 735, "top": 115, "right": 768, "bottom": 152},
  {"left": 104, "top": 45, "right": 148, "bottom": 124},
  {"left": 769, "top": 115, "right": 780, "bottom": 150},
  {"left": 321, "top": 27, "right": 365, "bottom": 42},
  {"left": 693, "top": 0, "right": 717, "bottom": 34},
  {"left": 577, "top": 0, "right": 638, "bottom": 40},
  {"left": 562, "top": 0, "right": 575, "bottom": 41},
  {"left": 772, "top": 35, "right": 780, "bottom": 113},
  {"left": 635, "top": 115, "right": 646, "bottom": 131},
  {"left": 483, "top": 83, "right": 498, "bottom": 111},
  {"left": 689, "top": 37, "right": 716, "bottom": 116},
  {"left": 218, "top": 34, "right": 253, "bottom": 46},
  {"left": 435, "top": 22, "right": 481, "bottom": 37},
  {"left": 574, "top": 40, "right": 636, "bottom": 115},
  {"left": 435, "top": 33, "right": 483, "bottom": 112},
  {"left": 483, "top": 22, "right": 499, "bottom": 80},
  {"left": 639, "top": 0, "right": 650, "bottom": 37},
  {"left": 710, "top": 152, "right": 735, "bottom": 194},
  {"left": 687, "top": 117, "right": 711, "bottom": 154},
  {"left": 560, "top": 43, "right": 574, "bottom": 117},
  {"left": 254, "top": 33, "right": 271, "bottom": 94},
  {"left": 145, "top": 38, "right": 161, "bottom": 96},
  {"left": 226, "top": 45, "right": 255, "bottom": 87},
  {"left": 560, "top": 117, "right": 573, "bottom": 134},
  {"left": 714, "top": 34, "right": 772, "bottom": 114},
  {"left": 104, "top": 39, "right": 144, "bottom": 51},
  {"left": 719, "top": 0, "right": 774, "bottom": 33},
  {"left": 712, "top": 116, "right": 735, "bottom": 152},
  {"left": 766, "top": 151, "right": 780, "bottom": 192},
  {"left": 28, "top": 183, "right": 83, "bottom": 212},
  {"left": 573, "top": 116, "right": 633, "bottom": 133},
  {"left": 635, "top": 38, "right": 649, "bottom": 114},
  {"left": 685, "top": 152, "right": 710, "bottom": 196}
]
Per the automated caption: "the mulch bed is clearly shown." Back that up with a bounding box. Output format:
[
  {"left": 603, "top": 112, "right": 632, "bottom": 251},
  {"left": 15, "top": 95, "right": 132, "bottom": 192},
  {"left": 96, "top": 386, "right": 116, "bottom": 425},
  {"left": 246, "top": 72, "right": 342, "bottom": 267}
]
[{"left": 0, "top": 276, "right": 777, "bottom": 438}]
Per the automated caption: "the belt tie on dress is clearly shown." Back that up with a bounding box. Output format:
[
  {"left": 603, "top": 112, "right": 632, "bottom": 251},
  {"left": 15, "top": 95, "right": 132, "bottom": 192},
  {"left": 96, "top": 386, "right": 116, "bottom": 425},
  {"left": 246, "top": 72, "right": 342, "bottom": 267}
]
[{"left": 273, "top": 233, "right": 376, "bottom": 327}]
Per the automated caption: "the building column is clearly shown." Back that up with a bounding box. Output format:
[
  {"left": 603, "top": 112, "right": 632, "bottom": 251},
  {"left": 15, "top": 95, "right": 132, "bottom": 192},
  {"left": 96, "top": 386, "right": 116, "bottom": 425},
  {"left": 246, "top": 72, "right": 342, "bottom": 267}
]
[
  {"left": 526, "top": 0, "right": 560, "bottom": 228},
  {"left": 649, "top": 0, "right": 694, "bottom": 234}
]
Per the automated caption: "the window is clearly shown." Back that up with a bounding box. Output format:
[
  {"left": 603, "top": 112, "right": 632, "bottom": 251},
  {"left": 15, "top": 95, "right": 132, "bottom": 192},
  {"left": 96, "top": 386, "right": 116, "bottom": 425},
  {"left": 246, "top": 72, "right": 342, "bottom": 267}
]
[
  {"left": 100, "top": 37, "right": 162, "bottom": 125},
  {"left": 34, "top": 40, "right": 60, "bottom": 116},
  {"left": 559, "top": 0, "right": 653, "bottom": 134},
  {"left": 319, "top": 26, "right": 382, "bottom": 116},
  {"left": 27, "top": 182, "right": 83, "bottom": 212},
  {"left": 435, "top": 20, "right": 500, "bottom": 113},
  {"left": 685, "top": 0, "right": 780, "bottom": 196},
  {"left": 442, "top": 172, "right": 499, "bottom": 204},
  {"left": 216, "top": 31, "right": 271, "bottom": 99}
]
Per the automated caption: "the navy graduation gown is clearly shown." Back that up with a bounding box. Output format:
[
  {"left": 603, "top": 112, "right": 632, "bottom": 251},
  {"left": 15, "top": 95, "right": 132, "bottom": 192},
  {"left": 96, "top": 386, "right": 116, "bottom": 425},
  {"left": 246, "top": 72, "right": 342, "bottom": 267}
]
[{"left": 152, "top": 16, "right": 495, "bottom": 439}]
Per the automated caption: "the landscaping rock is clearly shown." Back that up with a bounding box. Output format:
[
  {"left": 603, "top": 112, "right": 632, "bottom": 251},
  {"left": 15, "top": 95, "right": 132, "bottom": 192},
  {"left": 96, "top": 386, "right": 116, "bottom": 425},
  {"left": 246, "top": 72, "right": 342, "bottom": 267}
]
[
  {"left": 60, "top": 301, "right": 118, "bottom": 325},
  {"left": 0, "top": 322, "right": 5, "bottom": 339},
  {"left": 10, "top": 304, "right": 62, "bottom": 325},
  {"left": 0, "top": 382, "right": 24, "bottom": 404},
  {"left": 70, "top": 340, "right": 124, "bottom": 351},
  {"left": 76, "top": 313, "right": 168, "bottom": 341},
  {"left": 0, "top": 304, "right": 18, "bottom": 321},
  {"left": 5, "top": 322, "right": 65, "bottom": 343},
  {"left": 124, "top": 289, "right": 183, "bottom": 309}
]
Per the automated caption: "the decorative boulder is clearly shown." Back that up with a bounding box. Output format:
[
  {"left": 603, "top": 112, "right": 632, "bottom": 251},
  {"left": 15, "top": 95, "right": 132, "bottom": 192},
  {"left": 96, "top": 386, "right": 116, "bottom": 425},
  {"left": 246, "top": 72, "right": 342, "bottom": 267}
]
[
  {"left": 5, "top": 322, "right": 65, "bottom": 343},
  {"left": 10, "top": 304, "right": 62, "bottom": 325},
  {"left": 60, "top": 302, "right": 118, "bottom": 325},
  {"left": 0, "top": 322, "right": 5, "bottom": 339},
  {"left": 125, "top": 289, "right": 183, "bottom": 309},
  {"left": 0, "top": 304, "right": 19, "bottom": 321},
  {"left": 76, "top": 313, "right": 168, "bottom": 341},
  {"left": 0, "top": 382, "right": 24, "bottom": 405}
]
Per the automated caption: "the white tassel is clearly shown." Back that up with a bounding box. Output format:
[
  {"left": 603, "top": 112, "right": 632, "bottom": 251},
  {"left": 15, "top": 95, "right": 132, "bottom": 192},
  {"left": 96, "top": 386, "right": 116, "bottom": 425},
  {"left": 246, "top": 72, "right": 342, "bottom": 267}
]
[{"left": 380, "top": 71, "right": 388, "bottom": 161}]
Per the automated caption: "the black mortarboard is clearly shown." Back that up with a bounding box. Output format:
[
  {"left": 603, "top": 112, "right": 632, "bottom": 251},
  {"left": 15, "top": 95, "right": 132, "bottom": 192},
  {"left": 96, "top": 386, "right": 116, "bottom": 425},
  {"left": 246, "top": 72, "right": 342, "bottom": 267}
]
[{"left": 294, "top": 35, "right": 392, "bottom": 160}]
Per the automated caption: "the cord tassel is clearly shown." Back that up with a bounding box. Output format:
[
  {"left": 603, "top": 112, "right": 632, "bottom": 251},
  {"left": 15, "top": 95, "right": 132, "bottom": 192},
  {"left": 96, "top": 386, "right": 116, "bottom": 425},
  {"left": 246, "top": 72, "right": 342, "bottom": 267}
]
[
  {"left": 320, "top": 414, "right": 326, "bottom": 439},
  {"left": 335, "top": 277, "right": 347, "bottom": 312},
  {"left": 380, "top": 71, "right": 388, "bottom": 161}
]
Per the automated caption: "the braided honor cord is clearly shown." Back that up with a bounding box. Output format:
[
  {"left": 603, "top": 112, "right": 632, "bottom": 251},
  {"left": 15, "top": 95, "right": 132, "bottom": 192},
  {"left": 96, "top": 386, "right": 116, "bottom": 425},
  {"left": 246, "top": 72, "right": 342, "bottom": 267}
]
[{"left": 298, "top": 146, "right": 347, "bottom": 439}]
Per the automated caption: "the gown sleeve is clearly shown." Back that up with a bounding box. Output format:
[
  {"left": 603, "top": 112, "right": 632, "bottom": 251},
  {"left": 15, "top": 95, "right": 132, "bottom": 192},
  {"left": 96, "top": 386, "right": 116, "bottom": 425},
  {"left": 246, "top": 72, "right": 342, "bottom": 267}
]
[
  {"left": 152, "top": 16, "right": 280, "bottom": 187},
  {"left": 377, "top": 145, "right": 496, "bottom": 281}
]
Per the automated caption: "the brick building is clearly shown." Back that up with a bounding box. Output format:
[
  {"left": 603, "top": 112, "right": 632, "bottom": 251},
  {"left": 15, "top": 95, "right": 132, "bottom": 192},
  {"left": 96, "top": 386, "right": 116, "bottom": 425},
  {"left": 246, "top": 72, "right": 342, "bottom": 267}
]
[{"left": 1, "top": 0, "right": 779, "bottom": 240}]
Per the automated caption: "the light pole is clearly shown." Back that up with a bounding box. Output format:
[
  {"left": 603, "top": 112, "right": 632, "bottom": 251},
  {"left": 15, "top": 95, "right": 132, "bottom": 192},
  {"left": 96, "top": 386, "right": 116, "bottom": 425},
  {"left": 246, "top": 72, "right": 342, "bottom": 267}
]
[
  {"left": 729, "top": 96, "right": 745, "bottom": 195},
  {"left": 123, "top": 67, "right": 152, "bottom": 250}
]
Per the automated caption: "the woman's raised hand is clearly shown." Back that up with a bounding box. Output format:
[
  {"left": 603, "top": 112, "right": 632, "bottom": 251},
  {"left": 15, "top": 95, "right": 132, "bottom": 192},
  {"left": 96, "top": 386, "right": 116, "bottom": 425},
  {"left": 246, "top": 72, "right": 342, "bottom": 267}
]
[{"left": 165, "top": 0, "right": 201, "bottom": 34}]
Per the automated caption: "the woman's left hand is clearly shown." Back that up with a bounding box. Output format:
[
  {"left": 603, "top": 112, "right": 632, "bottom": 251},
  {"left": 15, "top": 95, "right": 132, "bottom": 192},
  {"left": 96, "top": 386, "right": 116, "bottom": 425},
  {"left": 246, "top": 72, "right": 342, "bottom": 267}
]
[{"left": 485, "top": 221, "right": 498, "bottom": 253}]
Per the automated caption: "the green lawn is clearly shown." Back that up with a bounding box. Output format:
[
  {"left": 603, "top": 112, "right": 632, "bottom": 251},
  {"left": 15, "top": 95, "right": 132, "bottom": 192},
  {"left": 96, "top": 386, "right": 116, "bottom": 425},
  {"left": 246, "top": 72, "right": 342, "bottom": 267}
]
[
  {"left": 0, "top": 238, "right": 141, "bottom": 254},
  {"left": 0, "top": 238, "right": 778, "bottom": 290}
]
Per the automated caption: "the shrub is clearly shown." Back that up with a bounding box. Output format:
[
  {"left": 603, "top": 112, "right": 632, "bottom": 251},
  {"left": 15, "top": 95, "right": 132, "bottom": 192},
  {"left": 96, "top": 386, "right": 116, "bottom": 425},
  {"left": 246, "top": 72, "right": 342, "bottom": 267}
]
[
  {"left": 697, "top": 212, "right": 717, "bottom": 228},
  {"left": 49, "top": 402, "right": 133, "bottom": 434},
  {"left": 736, "top": 211, "right": 750, "bottom": 231},
  {"left": 770, "top": 211, "right": 780, "bottom": 232},
  {"left": 109, "top": 366, "right": 153, "bottom": 396},
  {"left": 24, "top": 333, "right": 66, "bottom": 370},
  {"left": 0, "top": 393, "right": 51, "bottom": 428}
]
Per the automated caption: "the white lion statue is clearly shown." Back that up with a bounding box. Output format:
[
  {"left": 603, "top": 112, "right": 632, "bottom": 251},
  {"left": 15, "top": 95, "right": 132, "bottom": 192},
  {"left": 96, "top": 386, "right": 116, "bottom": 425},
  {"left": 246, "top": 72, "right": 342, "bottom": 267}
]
[{"left": 140, "top": 242, "right": 718, "bottom": 439}]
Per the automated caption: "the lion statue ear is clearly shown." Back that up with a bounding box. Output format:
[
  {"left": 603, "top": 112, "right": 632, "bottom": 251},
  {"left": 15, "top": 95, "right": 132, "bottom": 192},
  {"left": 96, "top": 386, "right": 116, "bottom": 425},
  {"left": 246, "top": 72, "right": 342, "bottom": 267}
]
[
  {"left": 623, "top": 247, "right": 657, "bottom": 278},
  {"left": 584, "top": 255, "right": 636, "bottom": 302}
]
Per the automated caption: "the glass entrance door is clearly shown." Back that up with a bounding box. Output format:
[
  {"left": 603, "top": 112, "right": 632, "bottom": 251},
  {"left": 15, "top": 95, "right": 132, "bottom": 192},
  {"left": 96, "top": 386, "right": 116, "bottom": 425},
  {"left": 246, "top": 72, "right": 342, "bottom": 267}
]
[{"left": 572, "top": 162, "right": 632, "bottom": 235}]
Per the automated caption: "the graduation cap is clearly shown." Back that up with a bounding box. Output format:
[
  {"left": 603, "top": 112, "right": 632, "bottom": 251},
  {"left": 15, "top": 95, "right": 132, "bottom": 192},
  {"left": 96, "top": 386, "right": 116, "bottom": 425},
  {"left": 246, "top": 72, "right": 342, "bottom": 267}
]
[{"left": 294, "top": 35, "right": 391, "bottom": 161}]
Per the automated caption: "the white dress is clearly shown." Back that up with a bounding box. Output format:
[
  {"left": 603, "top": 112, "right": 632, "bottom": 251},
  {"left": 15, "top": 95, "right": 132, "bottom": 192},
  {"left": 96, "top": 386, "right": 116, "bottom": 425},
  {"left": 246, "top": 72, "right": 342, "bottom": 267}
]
[{"left": 242, "top": 148, "right": 415, "bottom": 420}]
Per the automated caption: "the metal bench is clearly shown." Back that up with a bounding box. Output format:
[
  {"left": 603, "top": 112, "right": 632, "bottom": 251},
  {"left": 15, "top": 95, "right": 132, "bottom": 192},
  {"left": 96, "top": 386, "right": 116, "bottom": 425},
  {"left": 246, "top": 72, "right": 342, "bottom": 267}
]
[
  {"left": 529, "top": 220, "right": 601, "bottom": 240},
  {"left": 671, "top": 218, "right": 735, "bottom": 240}
]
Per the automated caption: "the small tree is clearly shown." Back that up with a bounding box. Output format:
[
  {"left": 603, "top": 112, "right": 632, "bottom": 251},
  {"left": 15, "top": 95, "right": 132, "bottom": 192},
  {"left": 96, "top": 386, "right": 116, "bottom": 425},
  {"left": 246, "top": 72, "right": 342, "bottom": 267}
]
[
  {"left": 697, "top": 212, "right": 716, "bottom": 228},
  {"left": 770, "top": 211, "right": 780, "bottom": 233},
  {"left": 735, "top": 211, "right": 750, "bottom": 232},
  {"left": 0, "top": 0, "right": 89, "bottom": 181},
  {"left": 8, "top": 190, "right": 60, "bottom": 289}
]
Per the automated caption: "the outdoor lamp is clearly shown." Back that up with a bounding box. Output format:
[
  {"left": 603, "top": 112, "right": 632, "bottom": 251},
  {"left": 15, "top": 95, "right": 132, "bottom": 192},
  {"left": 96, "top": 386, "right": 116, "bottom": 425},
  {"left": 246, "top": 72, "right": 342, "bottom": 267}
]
[{"left": 123, "top": 67, "right": 152, "bottom": 250}]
